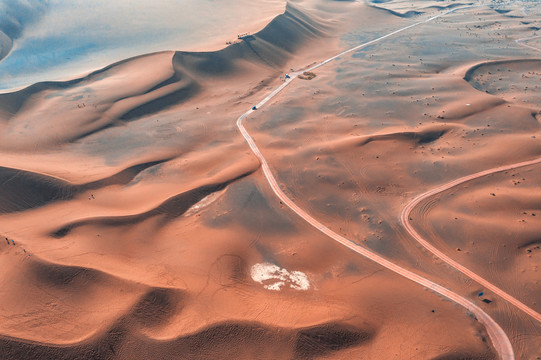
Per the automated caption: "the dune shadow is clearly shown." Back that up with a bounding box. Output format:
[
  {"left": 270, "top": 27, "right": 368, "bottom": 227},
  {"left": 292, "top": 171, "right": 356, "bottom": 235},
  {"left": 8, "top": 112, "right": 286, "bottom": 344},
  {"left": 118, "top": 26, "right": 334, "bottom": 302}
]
[
  {"left": 0, "top": 159, "right": 170, "bottom": 214},
  {"left": 51, "top": 169, "right": 254, "bottom": 238},
  {"left": 0, "top": 319, "right": 373, "bottom": 360}
]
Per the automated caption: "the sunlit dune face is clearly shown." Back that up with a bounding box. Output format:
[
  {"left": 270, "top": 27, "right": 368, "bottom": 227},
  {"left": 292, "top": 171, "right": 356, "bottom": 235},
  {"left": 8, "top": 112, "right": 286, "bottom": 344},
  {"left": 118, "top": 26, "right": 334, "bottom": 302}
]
[{"left": 0, "top": 0, "right": 286, "bottom": 90}]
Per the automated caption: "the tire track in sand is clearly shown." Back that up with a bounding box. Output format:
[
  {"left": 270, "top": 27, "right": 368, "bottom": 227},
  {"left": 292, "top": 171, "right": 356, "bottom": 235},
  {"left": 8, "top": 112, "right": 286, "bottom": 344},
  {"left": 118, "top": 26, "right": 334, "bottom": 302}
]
[
  {"left": 400, "top": 158, "right": 541, "bottom": 324},
  {"left": 237, "top": 4, "right": 516, "bottom": 359}
]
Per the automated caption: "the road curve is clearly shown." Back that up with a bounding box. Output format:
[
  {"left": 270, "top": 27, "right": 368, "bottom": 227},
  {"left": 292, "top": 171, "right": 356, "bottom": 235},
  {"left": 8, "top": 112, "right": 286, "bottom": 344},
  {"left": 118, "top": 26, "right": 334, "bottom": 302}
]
[
  {"left": 400, "top": 158, "right": 541, "bottom": 324},
  {"left": 401, "top": 30, "right": 541, "bottom": 324},
  {"left": 236, "top": 5, "right": 515, "bottom": 359},
  {"left": 237, "top": 116, "right": 516, "bottom": 360}
]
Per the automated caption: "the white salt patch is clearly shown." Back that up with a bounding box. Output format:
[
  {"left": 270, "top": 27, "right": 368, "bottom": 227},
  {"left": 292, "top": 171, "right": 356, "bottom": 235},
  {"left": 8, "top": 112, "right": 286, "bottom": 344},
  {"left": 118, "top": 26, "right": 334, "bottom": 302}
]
[
  {"left": 266, "top": 281, "right": 286, "bottom": 291},
  {"left": 288, "top": 271, "right": 310, "bottom": 291},
  {"left": 184, "top": 191, "right": 222, "bottom": 217},
  {"left": 250, "top": 262, "right": 310, "bottom": 291}
]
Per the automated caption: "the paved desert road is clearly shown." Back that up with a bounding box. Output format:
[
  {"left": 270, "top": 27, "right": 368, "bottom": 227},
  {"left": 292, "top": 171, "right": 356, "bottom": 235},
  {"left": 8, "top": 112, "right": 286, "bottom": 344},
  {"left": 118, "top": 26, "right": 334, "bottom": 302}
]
[{"left": 237, "top": 5, "right": 518, "bottom": 360}]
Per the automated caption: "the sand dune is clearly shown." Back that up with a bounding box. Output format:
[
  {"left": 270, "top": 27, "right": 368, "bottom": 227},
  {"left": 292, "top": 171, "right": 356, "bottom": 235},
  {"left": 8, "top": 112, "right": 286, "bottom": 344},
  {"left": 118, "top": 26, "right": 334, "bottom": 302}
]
[
  {"left": 173, "top": 3, "right": 328, "bottom": 72},
  {"left": 1, "top": 0, "right": 540, "bottom": 359},
  {"left": 0, "top": 320, "right": 370, "bottom": 360},
  {"left": 465, "top": 59, "right": 541, "bottom": 108},
  {"left": 0, "top": 0, "right": 286, "bottom": 91},
  {"left": 50, "top": 167, "right": 255, "bottom": 239},
  {"left": 0, "top": 3, "right": 330, "bottom": 152},
  {"left": 367, "top": 0, "right": 471, "bottom": 18},
  {"left": 302, "top": 124, "right": 456, "bottom": 155},
  {"left": 410, "top": 164, "right": 541, "bottom": 314},
  {"left": 0, "top": 158, "right": 176, "bottom": 213}
]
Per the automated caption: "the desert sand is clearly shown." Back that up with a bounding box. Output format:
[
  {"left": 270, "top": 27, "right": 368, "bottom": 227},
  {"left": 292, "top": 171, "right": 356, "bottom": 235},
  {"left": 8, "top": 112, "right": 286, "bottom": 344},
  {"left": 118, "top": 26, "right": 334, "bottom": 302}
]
[{"left": 0, "top": 0, "right": 540, "bottom": 359}]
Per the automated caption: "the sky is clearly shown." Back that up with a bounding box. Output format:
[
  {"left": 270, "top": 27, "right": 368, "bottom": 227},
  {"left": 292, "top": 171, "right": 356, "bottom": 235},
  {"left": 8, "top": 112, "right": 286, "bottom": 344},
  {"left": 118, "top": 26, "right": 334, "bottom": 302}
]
[{"left": 0, "top": 0, "right": 284, "bottom": 91}]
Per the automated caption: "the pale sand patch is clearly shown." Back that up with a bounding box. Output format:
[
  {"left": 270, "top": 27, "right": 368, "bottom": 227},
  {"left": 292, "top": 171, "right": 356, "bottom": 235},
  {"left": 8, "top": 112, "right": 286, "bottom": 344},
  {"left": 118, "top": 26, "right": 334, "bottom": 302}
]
[
  {"left": 183, "top": 191, "right": 223, "bottom": 217},
  {"left": 250, "top": 262, "right": 310, "bottom": 291}
]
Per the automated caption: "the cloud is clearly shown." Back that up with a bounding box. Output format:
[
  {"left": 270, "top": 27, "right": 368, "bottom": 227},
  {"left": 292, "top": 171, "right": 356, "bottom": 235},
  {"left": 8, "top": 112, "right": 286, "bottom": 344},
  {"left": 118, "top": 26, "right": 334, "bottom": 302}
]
[{"left": 0, "top": 0, "right": 49, "bottom": 39}]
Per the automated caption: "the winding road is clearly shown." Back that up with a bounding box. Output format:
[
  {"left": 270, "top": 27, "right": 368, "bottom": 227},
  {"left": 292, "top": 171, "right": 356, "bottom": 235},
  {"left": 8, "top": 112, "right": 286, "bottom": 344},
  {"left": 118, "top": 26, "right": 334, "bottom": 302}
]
[
  {"left": 400, "top": 158, "right": 541, "bottom": 325},
  {"left": 235, "top": 3, "right": 541, "bottom": 359}
]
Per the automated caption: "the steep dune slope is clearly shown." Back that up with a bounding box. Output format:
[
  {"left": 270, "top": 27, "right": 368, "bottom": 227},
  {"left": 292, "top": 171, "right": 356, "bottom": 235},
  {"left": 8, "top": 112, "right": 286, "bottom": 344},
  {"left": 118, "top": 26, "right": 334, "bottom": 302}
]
[
  {"left": 0, "top": 2, "right": 390, "bottom": 359},
  {"left": 0, "top": 3, "right": 331, "bottom": 153}
]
